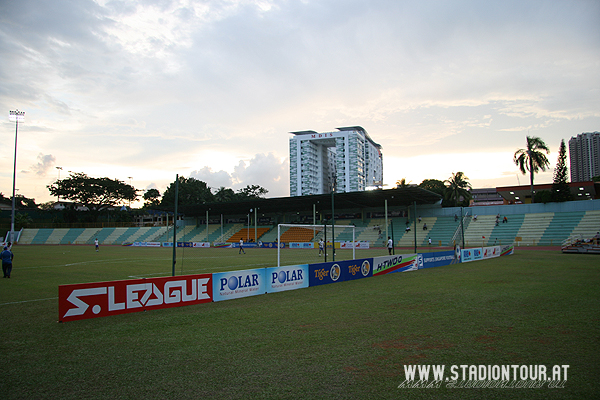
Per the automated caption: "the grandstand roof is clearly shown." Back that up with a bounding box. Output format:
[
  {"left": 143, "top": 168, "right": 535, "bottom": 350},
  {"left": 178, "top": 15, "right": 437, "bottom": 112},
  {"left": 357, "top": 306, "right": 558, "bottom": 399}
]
[{"left": 179, "top": 187, "right": 442, "bottom": 217}]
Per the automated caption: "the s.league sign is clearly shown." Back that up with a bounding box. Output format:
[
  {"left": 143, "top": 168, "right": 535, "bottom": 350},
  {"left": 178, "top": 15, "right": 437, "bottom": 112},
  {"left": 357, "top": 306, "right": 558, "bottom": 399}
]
[{"left": 59, "top": 274, "right": 212, "bottom": 322}]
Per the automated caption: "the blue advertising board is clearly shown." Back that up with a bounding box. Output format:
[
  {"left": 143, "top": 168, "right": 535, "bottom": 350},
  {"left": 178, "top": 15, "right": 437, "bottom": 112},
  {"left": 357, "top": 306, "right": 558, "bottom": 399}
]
[
  {"left": 212, "top": 268, "right": 266, "bottom": 302},
  {"left": 419, "top": 250, "right": 458, "bottom": 269},
  {"left": 308, "top": 258, "right": 373, "bottom": 286},
  {"left": 266, "top": 264, "right": 309, "bottom": 293}
]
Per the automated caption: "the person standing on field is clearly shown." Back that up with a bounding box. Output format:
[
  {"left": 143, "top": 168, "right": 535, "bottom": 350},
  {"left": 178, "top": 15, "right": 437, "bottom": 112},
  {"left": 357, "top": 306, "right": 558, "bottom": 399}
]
[
  {"left": 2, "top": 246, "right": 14, "bottom": 278},
  {"left": 318, "top": 238, "right": 324, "bottom": 256},
  {"left": 239, "top": 238, "right": 245, "bottom": 254},
  {"left": 94, "top": 238, "right": 99, "bottom": 252},
  {"left": 387, "top": 236, "right": 393, "bottom": 255}
]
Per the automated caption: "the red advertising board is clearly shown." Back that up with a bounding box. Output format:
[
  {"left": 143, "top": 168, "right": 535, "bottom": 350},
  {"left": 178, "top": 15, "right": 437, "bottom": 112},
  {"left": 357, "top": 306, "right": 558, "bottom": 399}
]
[{"left": 58, "top": 274, "right": 213, "bottom": 322}]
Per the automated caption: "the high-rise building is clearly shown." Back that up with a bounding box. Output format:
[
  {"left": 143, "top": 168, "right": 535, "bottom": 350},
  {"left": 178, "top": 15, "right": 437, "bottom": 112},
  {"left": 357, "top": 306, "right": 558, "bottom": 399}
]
[
  {"left": 289, "top": 126, "right": 383, "bottom": 196},
  {"left": 569, "top": 132, "right": 600, "bottom": 182}
]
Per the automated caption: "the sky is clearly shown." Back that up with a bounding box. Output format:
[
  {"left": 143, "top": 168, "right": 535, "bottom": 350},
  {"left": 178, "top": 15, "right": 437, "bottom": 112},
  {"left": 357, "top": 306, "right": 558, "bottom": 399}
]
[{"left": 1, "top": 0, "right": 599, "bottom": 207}]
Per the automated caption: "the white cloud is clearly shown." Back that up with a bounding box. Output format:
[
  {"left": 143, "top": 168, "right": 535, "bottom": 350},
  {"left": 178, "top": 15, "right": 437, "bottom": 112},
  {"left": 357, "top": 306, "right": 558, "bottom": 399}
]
[
  {"left": 0, "top": 0, "right": 599, "bottom": 204},
  {"left": 29, "top": 153, "right": 56, "bottom": 176}
]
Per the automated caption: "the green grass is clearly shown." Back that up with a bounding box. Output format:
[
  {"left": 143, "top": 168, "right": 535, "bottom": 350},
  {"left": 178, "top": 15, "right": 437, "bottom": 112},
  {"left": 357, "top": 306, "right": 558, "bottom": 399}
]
[{"left": 1, "top": 246, "right": 599, "bottom": 399}]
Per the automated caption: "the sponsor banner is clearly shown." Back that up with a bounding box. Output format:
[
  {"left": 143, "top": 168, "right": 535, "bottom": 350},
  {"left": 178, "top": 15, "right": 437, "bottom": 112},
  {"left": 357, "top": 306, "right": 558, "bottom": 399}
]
[
  {"left": 420, "top": 250, "right": 458, "bottom": 269},
  {"left": 461, "top": 248, "right": 482, "bottom": 262},
  {"left": 309, "top": 258, "right": 373, "bottom": 286},
  {"left": 342, "top": 258, "right": 373, "bottom": 281},
  {"left": 290, "top": 242, "right": 314, "bottom": 249},
  {"left": 309, "top": 261, "right": 343, "bottom": 286},
  {"left": 213, "top": 268, "right": 266, "bottom": 302},
  {"left": 58, "top": 274, "right": 213, "bottom": 322},
  {"left": 232, "top": 242, "right": 258, "bottom": 248},
  {"left": 461, "top": 248, "right": 474, "bottom": 262},
  {"left": 266, "top": 265, "right": 309, "bottom": 293},
  {"left": 257, "top": 241, "right": 282, "bottom": 248},
  {"left": 339, "top": 241, "right": 370, "bottom": 249},
  {"left": 192, "top": 242, "right": 210, "bottom": 248},
  {"left": 483, "top": 246, "right": 501, "bottom": 259},
  {"left": 132, "top": 242, "right": 161, "bottom": 247},
  {"left": 372, "top": 254, "right": 418, "bottom": 275},
  {"left": 213, "top": 242, "right": 233, "bottom": 248},
  {"left": 162, "top": 242, "right": 194, "bottom": 248},
  {"left": 500, "top": 245, "right": 514, "bottom": 256}
]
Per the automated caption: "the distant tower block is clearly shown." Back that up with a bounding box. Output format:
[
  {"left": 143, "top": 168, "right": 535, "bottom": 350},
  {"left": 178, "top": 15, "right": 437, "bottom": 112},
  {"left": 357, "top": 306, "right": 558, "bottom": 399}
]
[{"left": 289, "top": 126, "right": 383, "bottom": 196}]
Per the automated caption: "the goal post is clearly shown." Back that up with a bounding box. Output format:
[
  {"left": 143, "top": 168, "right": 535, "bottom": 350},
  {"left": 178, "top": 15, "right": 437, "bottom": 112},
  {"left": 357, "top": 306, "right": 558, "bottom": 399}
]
[{"left": 277, "top": 223, "right": 356, "bottom": 267}]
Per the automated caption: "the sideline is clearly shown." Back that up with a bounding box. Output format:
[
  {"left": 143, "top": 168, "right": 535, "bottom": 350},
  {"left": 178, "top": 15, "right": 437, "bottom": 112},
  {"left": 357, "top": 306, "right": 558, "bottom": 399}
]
[{"left": 0, "top": 297, "right": 58, "bottom": 306}]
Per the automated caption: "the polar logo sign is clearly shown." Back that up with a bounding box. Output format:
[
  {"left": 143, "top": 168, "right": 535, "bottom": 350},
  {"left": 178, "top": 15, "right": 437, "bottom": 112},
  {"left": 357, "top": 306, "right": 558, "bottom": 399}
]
[
  {"left": 220, "top": 274, "right": 260, "bottom": 291},
  {"left": 213, "top": 269, "right": 266, "bottom": 302},
  {"left": 58, "top": 274, "right": 213, "bottom": 322},
  {"left": 273, "top": 269, "right": 303, "bottom": 284},
  {"left": 267, "top": 265, "right": 309, "bottom": 293}
]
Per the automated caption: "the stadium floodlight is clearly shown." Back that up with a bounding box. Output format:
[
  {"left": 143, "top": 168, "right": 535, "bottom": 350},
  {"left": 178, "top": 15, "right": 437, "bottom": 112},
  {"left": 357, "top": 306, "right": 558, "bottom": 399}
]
[
  {"left": 8, "top": 110, "right": 24, "bottom": 244},
  {"left": 55, "top": 167, "right": 63, "bottom": 202}
]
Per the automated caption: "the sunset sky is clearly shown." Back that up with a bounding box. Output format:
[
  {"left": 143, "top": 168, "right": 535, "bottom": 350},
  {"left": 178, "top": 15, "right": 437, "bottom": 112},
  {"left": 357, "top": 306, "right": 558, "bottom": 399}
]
[{"left": 1, "top": 0, "right": 599, "bottom": 206}]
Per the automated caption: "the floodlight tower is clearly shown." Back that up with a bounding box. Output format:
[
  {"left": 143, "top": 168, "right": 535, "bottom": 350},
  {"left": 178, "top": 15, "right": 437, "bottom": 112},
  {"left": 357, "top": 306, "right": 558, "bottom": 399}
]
[
  {"left": 8, "top": 110, "right": 25, "bottom": 244},
  {"left": 56, "top": 167, "right": 63, "bottom": 202}
]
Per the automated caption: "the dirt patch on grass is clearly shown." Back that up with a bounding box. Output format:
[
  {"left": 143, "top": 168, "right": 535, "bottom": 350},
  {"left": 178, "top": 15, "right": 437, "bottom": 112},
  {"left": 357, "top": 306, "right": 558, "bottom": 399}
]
[{"left": 345, "top": 335, "right": 455, "bottom": 380}]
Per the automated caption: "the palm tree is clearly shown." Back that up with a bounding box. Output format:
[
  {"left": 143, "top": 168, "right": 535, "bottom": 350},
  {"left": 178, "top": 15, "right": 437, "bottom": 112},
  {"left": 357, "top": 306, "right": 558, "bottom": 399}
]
[
  {"left": 395, "top": 178, "right": 410, "bottom": 188},
  {"left": 444, "top": 172, "right": 472, "bottom": 207},
  {"left": 513, "top": 136, "right": 550, "bottom": 203}
]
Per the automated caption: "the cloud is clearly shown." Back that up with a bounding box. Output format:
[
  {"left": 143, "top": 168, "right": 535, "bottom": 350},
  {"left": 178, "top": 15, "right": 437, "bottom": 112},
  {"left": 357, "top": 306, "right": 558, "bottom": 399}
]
[
  {"left": 190, "top": 167, "right": 233, "bottom": 190},
  {"left": 232, "top": 153, "right": 288, "bottom": 197},
  {"left": 30, "top": 153, "right": 56, "bottom": 176}
]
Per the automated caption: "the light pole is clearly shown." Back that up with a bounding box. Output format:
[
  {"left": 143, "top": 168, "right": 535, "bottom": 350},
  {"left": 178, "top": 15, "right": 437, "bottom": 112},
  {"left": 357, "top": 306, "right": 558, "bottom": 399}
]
[
  {"left": 128, "top": 176, "right": 133, "bottom": 207},
  {"left": 9, "top": 110, "right": 24, "bottom": 244},
  {"left": 56, "top": 167, "right": 63, "bottom": 203}
]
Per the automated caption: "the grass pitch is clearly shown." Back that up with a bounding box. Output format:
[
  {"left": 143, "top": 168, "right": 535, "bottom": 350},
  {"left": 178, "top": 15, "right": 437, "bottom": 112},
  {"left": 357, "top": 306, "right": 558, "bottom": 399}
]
[{"left": 1, "top": 245, "right": 599, "bottom": 399}]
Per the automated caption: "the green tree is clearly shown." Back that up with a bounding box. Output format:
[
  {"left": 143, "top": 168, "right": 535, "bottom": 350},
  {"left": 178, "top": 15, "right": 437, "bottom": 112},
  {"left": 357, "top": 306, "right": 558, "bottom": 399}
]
[
  {"left": 161, "top": 177, "right": 214, "bottom": 207},
  {"left": 11, "top": 194, "right": 37, "bottom": 209},
  {"left": 534, "top": 190, "right": 552, "bottom": 204},
  {"left": 551, "top": 139, "right": 573, "bottom": 202},
  {"left": 236, "top": 185, "right": 268, "bottom": 200},
  {"left": 444, "top": 172, "right": 472, "bottom": 207},
  {"left": 514, "top": 136, "right": 550, "bottom": 203},
  {"left": 214, "top": 186, "right": 237, "bottom": 203},
  {"left": 143, "top": 188, "right": 161, "bottom": 207},
  {"left": 419, "top": 179, "right": 446, "bottom": 196},
  {"left": 14, "top": 212, "right": 33, "bottom": 228},
  {"left": 47, "top": 172, "right": 137, "bottom": 211}
]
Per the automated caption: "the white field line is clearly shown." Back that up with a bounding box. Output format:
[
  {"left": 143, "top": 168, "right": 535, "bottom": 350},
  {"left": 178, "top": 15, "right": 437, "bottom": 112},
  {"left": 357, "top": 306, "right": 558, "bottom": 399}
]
[{"left": 0, "top": 297, "right": 58, "bottom": 306}]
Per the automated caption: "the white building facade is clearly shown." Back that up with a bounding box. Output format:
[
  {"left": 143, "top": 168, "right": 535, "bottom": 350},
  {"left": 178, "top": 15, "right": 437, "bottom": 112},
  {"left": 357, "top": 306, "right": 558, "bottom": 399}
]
[
  {"left": 569, "top": 132, "right": 600, "bottom": 182},
  {"left": 289, "top": 126, "right": 383, "bottom": 196}
]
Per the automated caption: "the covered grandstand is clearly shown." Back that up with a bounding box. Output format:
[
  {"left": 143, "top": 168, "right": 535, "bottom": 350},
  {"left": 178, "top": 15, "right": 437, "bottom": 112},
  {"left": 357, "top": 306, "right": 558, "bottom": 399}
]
[{"left": 10, "top": 187, "right": 600, "bottom": 249}]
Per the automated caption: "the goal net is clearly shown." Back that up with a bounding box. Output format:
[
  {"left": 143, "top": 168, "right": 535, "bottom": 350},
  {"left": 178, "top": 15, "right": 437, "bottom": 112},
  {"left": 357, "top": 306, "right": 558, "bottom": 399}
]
[{"left": 277, "top": 223, "right": 358, "bottom": 267}]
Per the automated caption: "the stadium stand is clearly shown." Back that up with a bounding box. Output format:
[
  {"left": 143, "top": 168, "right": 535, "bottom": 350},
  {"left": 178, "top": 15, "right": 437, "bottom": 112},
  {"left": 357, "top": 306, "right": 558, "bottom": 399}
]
[
  {"left": 278, "top": 226, "right": 317, "bottom": 243},
  {"left": 14, "top": 204, "right": 600, "bottom": 248},
  {"left": 227, "top": 227, "right": 270, "bottom": 243}
]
